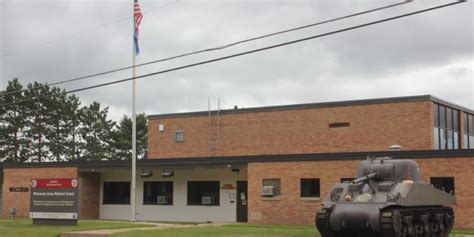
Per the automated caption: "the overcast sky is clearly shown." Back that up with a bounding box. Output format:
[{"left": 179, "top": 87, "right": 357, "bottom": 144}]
[{"left": 1, "top": 0, "right": 473, "bottom": 121}]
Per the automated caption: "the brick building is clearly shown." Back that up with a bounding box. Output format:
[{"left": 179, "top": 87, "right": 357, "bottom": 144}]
[{"left": 2, "top": 95, "right": 474, "bottom": 227}]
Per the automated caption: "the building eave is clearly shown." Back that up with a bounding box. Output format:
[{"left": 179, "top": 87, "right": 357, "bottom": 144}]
[{"left": 2, "top": 149, "right": 473, "bottom": 169}]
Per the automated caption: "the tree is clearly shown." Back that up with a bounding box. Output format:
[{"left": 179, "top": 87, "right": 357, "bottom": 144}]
[
  {"left": 0, "top": 79, "right": 148, "bottom": 163},
  {"left": 23, "top": 82, "right": 55, "bottom": 162},
  {"left": 62, "top": 95, "right": 82, "bottom": 160},
  {"left": 0, "top": 79, "right": 29, "bottom": 162},
  {"left": 78, "top": 102, "right": 116, "bottom": 161},
  {"left": 112, "top": 113, "right": 148, "bottom": 160}
]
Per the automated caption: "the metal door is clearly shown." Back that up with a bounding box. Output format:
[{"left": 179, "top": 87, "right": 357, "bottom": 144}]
[{"left": 236, "top": 181, "right": 248, "bottom": 222}]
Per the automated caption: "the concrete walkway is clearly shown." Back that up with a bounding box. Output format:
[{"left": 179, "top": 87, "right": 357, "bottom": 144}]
[{"left": 61, "top": 223, "right": 224, "bottom": 237}]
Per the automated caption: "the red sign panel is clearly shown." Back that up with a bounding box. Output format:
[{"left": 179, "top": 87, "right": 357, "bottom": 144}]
[{"left": 31, "top": 178, "right": 78, "bottom": 189}]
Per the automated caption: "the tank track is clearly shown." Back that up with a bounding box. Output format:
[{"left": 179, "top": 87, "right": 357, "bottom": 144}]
[
  {"left": 316, "top": 206, "right": 454, "bottom": 237},
  {"left": 381, "top": 206, "right": 454, "bottom": 237}
]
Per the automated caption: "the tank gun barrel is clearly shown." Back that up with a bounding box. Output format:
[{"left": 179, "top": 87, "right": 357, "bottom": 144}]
[{"left": 352, "top": 172, "right": 377, "bottom": 184}]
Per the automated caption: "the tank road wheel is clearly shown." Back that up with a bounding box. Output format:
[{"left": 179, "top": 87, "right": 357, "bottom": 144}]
[
  {"left": 420, "top": 213, "right": 430, "bottom": 237},
  {"left": 429, "top": 214, "right": 440, "bottom": 236},
  {"left": 404, "top": 215, "right": 415, "bottom": 237},
  {"left": 392, "top": 210, "right": 408, "bottom": 237},
  {"left": 316, "top": 208, "right": 334, "bottom": 237},
  {"left": 426, "top": 207, "right": 454, "bottom": 237},
  {"left": 443, "top": 209, "right": 454, "bottom": 237}
]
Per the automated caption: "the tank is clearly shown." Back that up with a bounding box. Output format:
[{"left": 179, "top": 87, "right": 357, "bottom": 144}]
[{"left": 316, "top": 157, "right": 455, "bottom": 237}]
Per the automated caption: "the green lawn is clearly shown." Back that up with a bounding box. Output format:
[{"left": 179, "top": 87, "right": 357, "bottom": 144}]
[
  {"left": 0, "top": 218, "right": 151, "bottom": 237},
  {"left": 112, "top": 224, "right": 318, "bottom": 237},
  {"left": 112, "top": 224, "right": 474, "bottom": 237},
  {"left": 0, "top": 219, "right": 473, "bottom": 237},
  {"left": 451, "top": 228, "right": 474, "bottom": 235}
]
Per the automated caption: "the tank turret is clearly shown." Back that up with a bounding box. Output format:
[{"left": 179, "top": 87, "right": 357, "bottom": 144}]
[{"left": 316, "top": 157, "right": 455, "bottom": 237}]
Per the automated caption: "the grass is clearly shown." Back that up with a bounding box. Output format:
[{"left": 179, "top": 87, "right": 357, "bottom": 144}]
[
  {"left": 0, "top": 219, "right": 472, "bottom": 237},
  {"left": 111, "top": 224, "right": 474, "bottom": 237},
  {"left": 0, "top": 218, "right": 152, "bottom": 237},
  {"left": 112, "top": 224, "right": 319, "bottom": 237},
  {"left": 451, "top": 228, "right": 474, "bottom": 235}
]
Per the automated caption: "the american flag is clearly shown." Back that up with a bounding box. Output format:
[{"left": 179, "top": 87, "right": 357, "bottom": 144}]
[{"left": 134, "top": 0, "right": 143, "bottom": 55}]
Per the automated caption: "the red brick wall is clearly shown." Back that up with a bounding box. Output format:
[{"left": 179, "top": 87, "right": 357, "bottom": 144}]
[
  {"left": 148, "top": 101, "right": 433, "bottom": 159},
  {"left": 2, "top": 167, "right": 77, "bottom": 218},
  {"left": 78, "top": 172, "right": 100, "bottom": 219},
  {"left": 248, "top": 157, "right": 474, "bottom": 228}
]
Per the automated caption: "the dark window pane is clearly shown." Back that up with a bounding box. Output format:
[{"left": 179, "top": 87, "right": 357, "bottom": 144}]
[
  {"left": 464, "top": 113, "right": 469, "bottom": 135},
  {"left": 439, "top": 106, "right": 446, "bottom": 128},
  {"left": 469, "top": 115, "right": 474, "bottom": 134},
  {"left": 301, "top": 179, "right": 320, "bottom": 197},
  {"left": 103, "top": 182, "right": 130, "bottom": 204},
  {"left": 187, "top": 181, "right": 220, "bottom": 205},
  {"left": 446, "top": 108, "right": 453, "bottom": 129},
  {"left": 464, "top": 134, "right": 469, "bottom": 149},
  {"left": 430, "top": 177, "right": 455, "bottom": 195},
  {"left": 143, "top": 181, "right": 173, "bottom": 205},
  {"left": 453, "top": 110, "right": 459, "bottom": 131},
  {"left": 434, "top": 104, "right": 439, "bottom": 127}
]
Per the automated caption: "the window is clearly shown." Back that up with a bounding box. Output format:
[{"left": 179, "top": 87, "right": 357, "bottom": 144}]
[
  {"left": 433, "top": 104, "right": 460, "bottom": 150},
  {"left": 301, "top": 179, "right": 320, "bottom": 198},
  {"left": 464, "top": 113, "right": 474, "bottom": 149},
  {"left": 175, "top": 131, "right": 184, "bottom": 143},
  {"left": 262, "top": 179, "right": 281, "bottom": 196},
  {"left": 431, "top": 177, "right": 455, "bottom": 195},
  {"left": 143, "top": 181, "right": 173, "bottom": 205},
  {"left": 187, "top": 181, "right": 220, "bottom": 205},
  {"left": 103, "top": 182, "right": 130, "bottom": 204},
  {"left": 341, "top": 178, "right": 356, "bottom": 183}
]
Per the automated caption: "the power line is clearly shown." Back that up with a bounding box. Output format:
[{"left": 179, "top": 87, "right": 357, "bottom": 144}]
[
  {"left": 0, "top": 0, "right": 466, "bottom": 108},
  {"left": 0, "top": 0, "right": 411, "bottom": 98},
  {"left": 0, "top": 0, "right": 180, "bottom": 57}
]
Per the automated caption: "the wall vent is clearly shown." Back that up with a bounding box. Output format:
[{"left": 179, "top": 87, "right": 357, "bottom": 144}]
[{"left": 329, "top": 122, "right": 350, "bottom": 128}]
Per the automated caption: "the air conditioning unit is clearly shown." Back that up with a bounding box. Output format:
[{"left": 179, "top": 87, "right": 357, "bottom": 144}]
[
  {"left": 261, "top": 186, "right": 275, "bottom": 196},
  {"left": 157, "top": 196, "right": 169, "bottom": 204},
  {"left": 202, "top": 196, "right": 215, "bottom": 205}
]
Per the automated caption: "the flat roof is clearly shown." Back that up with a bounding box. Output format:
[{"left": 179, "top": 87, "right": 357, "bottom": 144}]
[
  {"left": 2, "top": 149, "right": 473, "bottom": 169},
  {"left": 148, "top": 95, "right": 474, "bottom": 120}
]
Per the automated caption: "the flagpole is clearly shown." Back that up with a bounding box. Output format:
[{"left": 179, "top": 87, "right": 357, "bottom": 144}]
[{"left": 131, "top": 0, "right": 137, "bottom": 222}]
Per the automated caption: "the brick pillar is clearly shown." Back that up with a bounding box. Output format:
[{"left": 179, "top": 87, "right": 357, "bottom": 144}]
[{"left": 78, "top": 172, "right": 100, "bottom": 219}]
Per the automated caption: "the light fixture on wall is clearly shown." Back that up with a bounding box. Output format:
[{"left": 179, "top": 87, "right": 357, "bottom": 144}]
[
  {"left": 161, "top": 169, "right": 174, "bottom": 178},
  {"left": 140, "top": 170, "right": 153, "bottom": 178}
]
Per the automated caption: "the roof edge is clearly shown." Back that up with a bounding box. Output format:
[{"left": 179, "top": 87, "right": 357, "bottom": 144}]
[
  {"left": 148, "top": 95, "right": 433, "bottom": 120},
  {"left": 2, "top": 149, "right": 473, "bottom": 169},
  {"left": 430, "top": 95, "right": 474, "bottom": 114}
]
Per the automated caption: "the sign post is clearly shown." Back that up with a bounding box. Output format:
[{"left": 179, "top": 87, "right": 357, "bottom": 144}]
[{"left": 30, "top": 178, "right": 79, "bottom": 226}]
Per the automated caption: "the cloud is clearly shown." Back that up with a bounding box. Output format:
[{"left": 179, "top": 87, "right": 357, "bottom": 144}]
[{"left": 1, "top": 0, "right": 472, "bottom": 121}]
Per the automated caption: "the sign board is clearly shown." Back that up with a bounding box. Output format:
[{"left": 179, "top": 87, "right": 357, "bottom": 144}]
[
  {"left": 221, "top": 184, "right": 236, "bottom": 190},
  {"left": 9, "top": 187, "right": 29, "bottom": 192},
  {"left": 30, "top": 178, "right": 79, "bottom": 225}
]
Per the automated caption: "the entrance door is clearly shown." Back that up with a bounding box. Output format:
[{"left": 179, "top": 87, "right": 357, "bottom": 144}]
[{"left": 236, "top": 181, "right": 248, "bottom": 222}]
